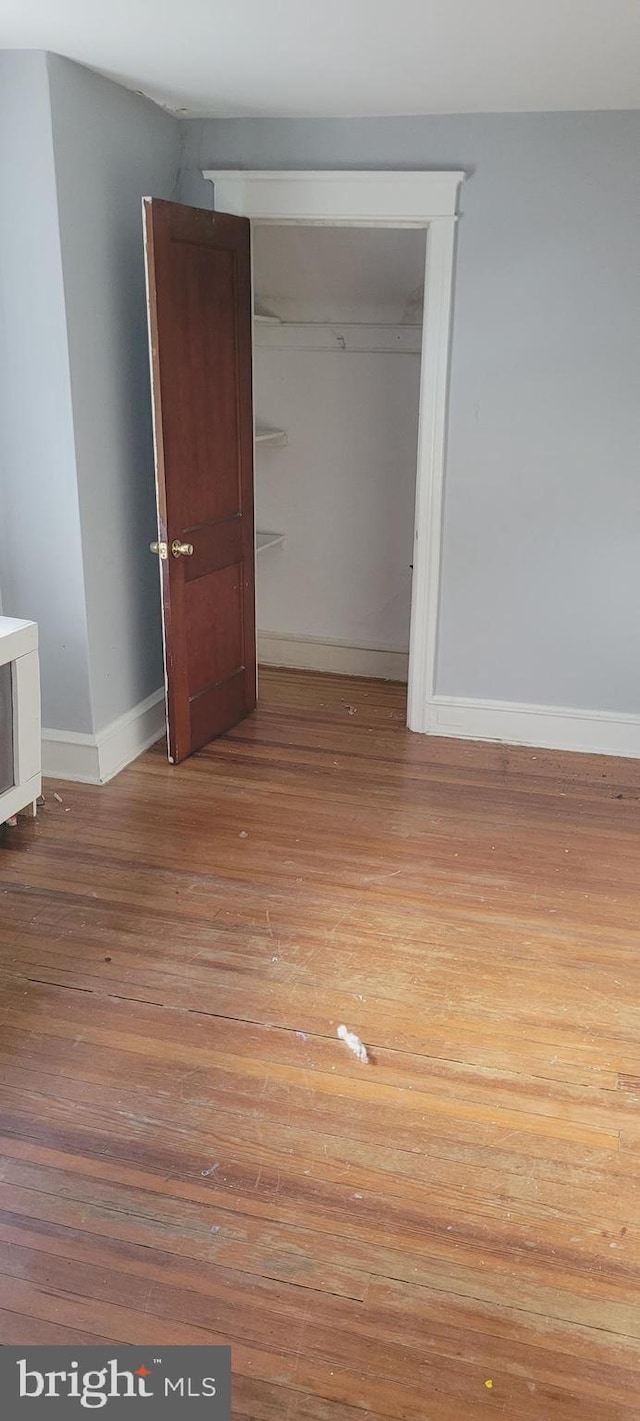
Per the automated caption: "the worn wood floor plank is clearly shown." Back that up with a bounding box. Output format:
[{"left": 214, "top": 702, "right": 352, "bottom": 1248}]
[{"left": 1, "top": 667, "right": 639, "bottom": 1418}]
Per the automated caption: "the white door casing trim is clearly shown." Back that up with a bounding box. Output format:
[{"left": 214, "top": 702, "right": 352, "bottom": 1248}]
[
  {"left": 203, "top": 169, "right": 464, "bottom": 734},
  {"left": 204, "top": 169, "right": 463, "bottom": 225}
]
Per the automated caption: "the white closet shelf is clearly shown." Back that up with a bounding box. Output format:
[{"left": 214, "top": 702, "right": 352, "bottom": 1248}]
[
  {"left": 254, "top": 312, "right": 282, "bottom": 325},
  {"left": 255, "top": 428, "right": 288, "bottom": 447},
  {"left": 256, "top": 531, "right": 285, "bottom": 553}
]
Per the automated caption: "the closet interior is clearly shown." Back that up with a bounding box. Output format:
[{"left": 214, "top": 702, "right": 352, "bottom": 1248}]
[{"left": 252, "top": 223, "right": 426, "bottom": 683}]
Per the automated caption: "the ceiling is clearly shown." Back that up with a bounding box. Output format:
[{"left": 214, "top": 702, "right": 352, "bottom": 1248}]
[
  {"left": 3, "top": 0, "right": 640, "bottom": 118},
  {"left": 253, "top": 226, "right": 427, "bottom": 324}
]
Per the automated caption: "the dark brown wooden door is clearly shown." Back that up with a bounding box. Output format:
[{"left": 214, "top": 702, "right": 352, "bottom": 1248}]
[{"left": 143, "top": 198, "right": 256, "bottom": 764}]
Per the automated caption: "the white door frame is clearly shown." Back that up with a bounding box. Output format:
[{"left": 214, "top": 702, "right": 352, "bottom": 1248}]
[{"left": 203, "top": 169, "right": 464, "bottom": 733}]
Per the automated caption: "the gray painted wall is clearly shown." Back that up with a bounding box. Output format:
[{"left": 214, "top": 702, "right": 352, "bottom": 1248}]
[
  {"left": 179, "top": 114, "right": 640, "bottom": 714},
  {"left": 0, "top": 52, "right": 180, "bottom": 737},
  {"left": 47, "top": 55, "right": 181, "bottom": 732},
  {"left": 0, "top": 51, "right": 93, "bottom": 731}
]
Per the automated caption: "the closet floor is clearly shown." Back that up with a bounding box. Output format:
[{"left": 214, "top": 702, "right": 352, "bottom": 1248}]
[{"left": 1, "top": 666, "right": 639, "bottom": 1419}]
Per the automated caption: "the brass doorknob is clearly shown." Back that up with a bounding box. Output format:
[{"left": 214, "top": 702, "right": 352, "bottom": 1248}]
[
  {"left": 149, "top": 540, "right": 168, "bottom": 559},
  {"left": 171, "top": 540, "right": 194, "bottom": 558}
]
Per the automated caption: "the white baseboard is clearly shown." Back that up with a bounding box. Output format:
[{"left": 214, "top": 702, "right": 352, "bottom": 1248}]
[
  {"left": 42, "top": 688, "right": 166, "bottom": 785},
  {"left": 41, "top": 730, "right": 100, "bottom": 784},
  {"left": 258, "top": 631, "right": 408, "bottom": 681},
  {"left": 428, "top": 695, "right": 640, "bottom": 760},
  {"left": 97, "top": 688, "right": 166, "bottom": 782},
  {"left": 40, "top": 678, "right": 640, "bottom": 780}
]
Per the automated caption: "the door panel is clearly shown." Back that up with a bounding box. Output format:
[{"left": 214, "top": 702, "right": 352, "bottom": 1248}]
[
  {"left": 186, "top": 564, "right": 244, "bottom": 691},
  {"left": 144, "top": 198, "right": 256, "bottom": 764}
]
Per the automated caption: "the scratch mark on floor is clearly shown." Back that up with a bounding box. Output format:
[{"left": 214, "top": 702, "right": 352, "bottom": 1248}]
[{"left": 328, "top": 895, "right": 365, "bottom": 941}]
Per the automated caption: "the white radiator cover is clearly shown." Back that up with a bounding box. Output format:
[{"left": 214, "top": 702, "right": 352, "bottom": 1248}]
[{"left": 0, "top": 616, "right": 41, "bottom": 822}]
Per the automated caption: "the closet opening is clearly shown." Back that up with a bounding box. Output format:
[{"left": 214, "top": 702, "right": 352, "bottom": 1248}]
[
  {"left": 252, "top": 223, "right": 426, "bottom": 714},
  {"left": 145, "top": 172, "right": 461, "bottom": 761}
]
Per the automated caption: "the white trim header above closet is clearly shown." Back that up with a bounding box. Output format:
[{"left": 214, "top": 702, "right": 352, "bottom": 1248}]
[{"left": 203, "top": 170, "right": 463, "bottom": 224}]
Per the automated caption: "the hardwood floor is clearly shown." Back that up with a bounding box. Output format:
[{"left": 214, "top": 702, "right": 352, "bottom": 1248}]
[{"left": 1, "top": 666, "right": 640, "bottom": 1417}]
